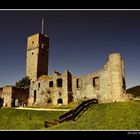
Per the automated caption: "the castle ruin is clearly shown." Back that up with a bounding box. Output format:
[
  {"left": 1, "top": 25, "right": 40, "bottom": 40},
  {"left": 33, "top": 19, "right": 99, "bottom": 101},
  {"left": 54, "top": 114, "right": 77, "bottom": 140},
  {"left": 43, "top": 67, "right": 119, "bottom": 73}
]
[{"left": 0, "top": 29, "right": 129, "bottom": 107}]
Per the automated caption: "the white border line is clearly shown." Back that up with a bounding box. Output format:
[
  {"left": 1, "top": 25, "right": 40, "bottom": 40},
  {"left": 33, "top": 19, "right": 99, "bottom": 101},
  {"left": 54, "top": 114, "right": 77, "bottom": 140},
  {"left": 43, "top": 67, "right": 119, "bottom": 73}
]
[{"left": 0, "top": 9, "right": 140, "bottom": 11}]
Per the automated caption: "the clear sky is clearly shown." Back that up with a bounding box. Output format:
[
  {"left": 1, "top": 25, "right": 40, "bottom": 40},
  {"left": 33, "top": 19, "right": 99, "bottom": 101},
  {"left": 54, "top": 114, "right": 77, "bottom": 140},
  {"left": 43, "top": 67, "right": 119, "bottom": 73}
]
[{"left": 0, "top": 9, "right": 140, "bottom": 89}]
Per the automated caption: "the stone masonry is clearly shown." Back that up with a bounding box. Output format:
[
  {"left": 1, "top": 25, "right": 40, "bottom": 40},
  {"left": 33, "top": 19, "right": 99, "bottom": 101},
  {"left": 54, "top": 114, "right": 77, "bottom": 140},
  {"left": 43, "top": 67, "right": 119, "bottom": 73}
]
[
  {"left": 28, "top": 51, "right": 128, "bottom": 106},
  {"left": 26, "top": 32, "right": 128, "bottom": 106},
  {"left": 26, "top": 33, "right": 49, "bottom": 81},
  {"left": 0, "top": 86, "right": 29, "bottom": 107},
  {"left": 0, "top": 31, "right": 129, "bottom": 108}
]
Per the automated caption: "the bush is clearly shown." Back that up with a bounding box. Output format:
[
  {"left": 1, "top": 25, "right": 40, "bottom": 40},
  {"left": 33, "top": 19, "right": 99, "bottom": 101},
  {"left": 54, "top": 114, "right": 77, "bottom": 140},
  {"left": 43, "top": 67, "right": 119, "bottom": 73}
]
[{"left": 15, "top": 76, "right": 30, "bottom": 88}]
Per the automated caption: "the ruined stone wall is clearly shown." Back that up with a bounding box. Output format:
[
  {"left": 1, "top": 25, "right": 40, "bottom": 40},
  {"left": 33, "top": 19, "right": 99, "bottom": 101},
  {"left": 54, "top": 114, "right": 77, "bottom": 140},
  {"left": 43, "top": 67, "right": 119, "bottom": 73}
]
[
  {"left": 1, "top": 86, "right": 29, "bottom": 107},
  {"left": 72, "top": 53, "right": 128, "bottom": 103},
  {"left": 28, "top": 70, "right": 73, "bottom": 106},
  {"left": 2, "top": 86, "right": 12, "bottom": 107},
  {"left": 28, "top": 53, "right": 128, "bottom": 106},
  {"left": 12, "top": 87, "right": 29, "bottom": 106},
  {"left": 99, "top": 63, "right": 112, "bottom": 103},
  {"left": 72, "top": 71, "right": 101, "bottom": 101}
]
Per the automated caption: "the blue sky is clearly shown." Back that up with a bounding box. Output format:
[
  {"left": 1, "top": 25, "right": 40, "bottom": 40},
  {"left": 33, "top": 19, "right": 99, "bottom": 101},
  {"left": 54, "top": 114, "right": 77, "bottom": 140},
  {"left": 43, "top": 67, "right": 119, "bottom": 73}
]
[{"left": 0, "top": 10, "right": 140, "bottom": 89}]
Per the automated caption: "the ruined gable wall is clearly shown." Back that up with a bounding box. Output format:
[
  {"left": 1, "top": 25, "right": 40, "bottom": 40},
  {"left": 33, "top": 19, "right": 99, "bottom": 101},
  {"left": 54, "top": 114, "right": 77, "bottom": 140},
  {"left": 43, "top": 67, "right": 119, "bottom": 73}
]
[
  {"left": 28, "top": 70, "right": 73, "bottom": 106},
  {"left": 2, "top": 86, "right": 12, "bottom": 107},
  {"left": 12, "top": 87, "right": 29, "bottom": 105},
  {"left": 72, "top": 71, "right": 101, "bottom": 101},
  {"left": 97, "top": 53, "right": 128, "bottom": 103},
  {"left": 72, "top": 53, "right": 128, "bottom": 103},
  {"left": 99, "top": 62, "right": 112, "bottom": 103}
]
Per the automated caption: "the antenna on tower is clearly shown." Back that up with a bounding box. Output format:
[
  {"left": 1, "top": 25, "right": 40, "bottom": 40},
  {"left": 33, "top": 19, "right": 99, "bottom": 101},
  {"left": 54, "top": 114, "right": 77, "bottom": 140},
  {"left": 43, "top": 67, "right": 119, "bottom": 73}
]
[{"left": 41, "top": 18, "right": 44, "bottom": 34}]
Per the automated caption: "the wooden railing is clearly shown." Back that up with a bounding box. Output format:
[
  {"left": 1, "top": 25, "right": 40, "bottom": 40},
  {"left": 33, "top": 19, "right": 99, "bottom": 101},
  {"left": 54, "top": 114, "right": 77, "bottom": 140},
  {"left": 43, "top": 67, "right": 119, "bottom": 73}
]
[
  {"left": 59, "top": 99, "right": 98, "bottom": 122},
  {"left": 44, "top": 98, "right": 98, "bottom": 128}
]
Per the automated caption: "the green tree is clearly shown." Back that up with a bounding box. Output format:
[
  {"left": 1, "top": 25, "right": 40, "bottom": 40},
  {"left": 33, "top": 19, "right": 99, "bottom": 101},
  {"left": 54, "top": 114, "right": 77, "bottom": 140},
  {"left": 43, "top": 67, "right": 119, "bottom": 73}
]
[{"left": 16, "top": 76, "right": 30, "bottom": 88}]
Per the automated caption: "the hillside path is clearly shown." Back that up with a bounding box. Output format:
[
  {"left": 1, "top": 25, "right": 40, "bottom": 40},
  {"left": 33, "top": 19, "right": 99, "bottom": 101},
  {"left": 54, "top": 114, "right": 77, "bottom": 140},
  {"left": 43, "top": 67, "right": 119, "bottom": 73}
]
[{"left": 14, "top": 107, "right": 70, "bottom": 111}]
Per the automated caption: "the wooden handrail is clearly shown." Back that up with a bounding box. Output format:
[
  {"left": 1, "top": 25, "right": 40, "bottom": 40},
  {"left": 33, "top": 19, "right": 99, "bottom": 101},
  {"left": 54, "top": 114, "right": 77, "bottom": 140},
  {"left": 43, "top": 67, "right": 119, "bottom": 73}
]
[
  {"left": 44, "top": 98, "right": 98, "bottom": 128},
  {"left": 59, "top": 99, "right": 98, "bottom": 122}
]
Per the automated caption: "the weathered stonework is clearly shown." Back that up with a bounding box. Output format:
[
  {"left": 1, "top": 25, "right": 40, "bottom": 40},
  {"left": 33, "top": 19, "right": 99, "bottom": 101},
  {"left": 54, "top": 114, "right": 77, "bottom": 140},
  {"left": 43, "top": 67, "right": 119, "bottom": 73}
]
[
  {"left": 72, "top": 53, "right": 128, "bottom": 103},
  {"left": 26, "top": 33, "right": 49, "bottom": 81},
  {"left": 28, "top": 70, "right": 73, "bottom": 106},
  {"left": 26, "top": 32, "right": 128, "bottom": 106},
  {"left": 0, "top": 31, "right": 129, "bottom": 108},
  {"left": 0, "top": 86, "right": 29, "bottom": 107},
  {"left": 28, "top": 52, "right": 128, "bottom": 106}
]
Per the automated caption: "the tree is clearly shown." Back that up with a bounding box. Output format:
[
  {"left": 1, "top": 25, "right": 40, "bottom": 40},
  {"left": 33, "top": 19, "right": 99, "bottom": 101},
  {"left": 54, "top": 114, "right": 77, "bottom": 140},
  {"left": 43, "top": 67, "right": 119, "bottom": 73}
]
[{"left": 15, "top": 76, "right": 30, "bottom": 88}]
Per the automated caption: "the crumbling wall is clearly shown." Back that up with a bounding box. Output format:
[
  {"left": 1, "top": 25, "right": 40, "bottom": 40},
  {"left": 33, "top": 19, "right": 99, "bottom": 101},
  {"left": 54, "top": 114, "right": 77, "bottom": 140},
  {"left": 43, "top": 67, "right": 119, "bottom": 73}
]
[
  {"left": 29, "top": 53, "right": 128, "bottom": 106},
  {"left": 2, "top": 86, "right": 12, "bottom": 107},
  {"left": 28, "top": 70, "right": 73, "bottom": 106},
  {"left": 12, "top": 87, "right": 29, "bottom": 106},
  {"left": 72, "top": 71, "right": 101, "bottom": 101},
  {"left": 72, "top": 53, "right": 128, "bottom": 103}
]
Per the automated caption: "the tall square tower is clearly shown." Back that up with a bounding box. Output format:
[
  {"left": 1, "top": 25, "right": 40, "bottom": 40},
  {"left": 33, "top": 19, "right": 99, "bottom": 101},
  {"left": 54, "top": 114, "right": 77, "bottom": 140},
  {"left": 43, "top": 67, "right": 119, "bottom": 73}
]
[{"left": 26, "top": 33, "right": 49, "bottom": 81}]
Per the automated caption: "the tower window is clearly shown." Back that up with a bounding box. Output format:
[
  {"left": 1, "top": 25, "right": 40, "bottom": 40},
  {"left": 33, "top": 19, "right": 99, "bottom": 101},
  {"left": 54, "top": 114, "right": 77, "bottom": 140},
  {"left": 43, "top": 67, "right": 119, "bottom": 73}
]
[
  {"left": 32, "top": 41, "right": 34, "bottom": 44},
  {"left": 41, "top": 43, "right": 45, "bottom": 49},
  {"left": 49, "top": 81, "right": 53, "bottom": 87},
  {"left": 76, "top": 78, "right": 81, "bottom": 88},
  {"left": 57, "top": 78, "right": 62, "bottom": 87},
  {"left": 32, "top": 52, "right": 34, "bottom": 55}
]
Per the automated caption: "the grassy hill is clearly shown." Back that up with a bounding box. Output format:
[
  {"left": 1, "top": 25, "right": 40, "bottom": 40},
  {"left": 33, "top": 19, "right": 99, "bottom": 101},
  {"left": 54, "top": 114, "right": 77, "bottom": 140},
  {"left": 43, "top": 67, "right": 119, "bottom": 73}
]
[
  {"left": 127, "top": 85, "right": 140, "bottom": 97},
  {"left": 1, "top": 101, "right": 140, "bottom": 130},
  {"left": 0, "top": 108, "right": 64, "bottom": 130},
  {"left": 47, "top": 101, "right": 140, "bottom": 130}
]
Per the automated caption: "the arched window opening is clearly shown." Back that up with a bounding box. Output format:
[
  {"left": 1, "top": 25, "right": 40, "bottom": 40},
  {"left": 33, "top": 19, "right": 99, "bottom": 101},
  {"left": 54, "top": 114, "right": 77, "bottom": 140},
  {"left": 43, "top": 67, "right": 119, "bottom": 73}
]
[
  {"left": 15, "top": 98, "right": 20, "bottom": 107},
  {"left": 57, "top": 98, "right": 63, "bottom": 104}
]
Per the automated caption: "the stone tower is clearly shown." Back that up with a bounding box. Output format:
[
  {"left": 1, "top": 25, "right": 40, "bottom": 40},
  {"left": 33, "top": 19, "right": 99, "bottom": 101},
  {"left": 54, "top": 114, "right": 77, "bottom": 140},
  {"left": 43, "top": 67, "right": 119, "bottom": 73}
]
[
  {"left": 108, "top": 53, "right": 127, "bottom": 102},
  {"left": 26, "top": 33, "right": 49, "bottom": 81}
]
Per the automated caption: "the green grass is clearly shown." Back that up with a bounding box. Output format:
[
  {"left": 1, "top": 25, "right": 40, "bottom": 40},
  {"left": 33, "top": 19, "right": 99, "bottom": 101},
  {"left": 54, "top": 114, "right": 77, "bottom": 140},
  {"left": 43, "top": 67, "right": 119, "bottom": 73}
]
[
  {"left": 1, "top": 101, "right": 140, "bottom": 130},
  {"left": 47, "top": 101, "right": 140, "bottom": 130},
  {"left": 0, "top": 108, "right": 64, "bottom": 130}
]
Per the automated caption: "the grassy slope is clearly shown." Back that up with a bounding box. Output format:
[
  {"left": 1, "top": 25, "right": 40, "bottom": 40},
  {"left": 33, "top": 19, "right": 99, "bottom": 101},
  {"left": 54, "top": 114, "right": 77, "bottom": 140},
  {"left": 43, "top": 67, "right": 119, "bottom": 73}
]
[
  {"left": 47, "top": 101, "right": 140, "bottom": 130},
  {"left": 1, "top": 101, "right": 140, "bottom": 130},
  {"left": 0, "top": 108, "right": 64, "bottom": 130}
]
